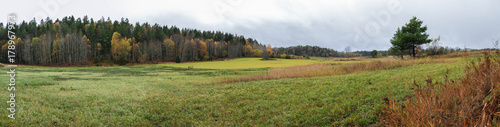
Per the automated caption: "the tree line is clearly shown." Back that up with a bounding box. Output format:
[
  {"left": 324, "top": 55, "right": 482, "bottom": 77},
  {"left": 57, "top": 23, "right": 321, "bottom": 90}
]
[
  {"left": 0, "top": 15, "right": 361, "bottom": 66},
  {"left": 269, "top": 45, "right": 362, "bottom": 58},
  {"left": 0, "top": 16, "right": 274, "bottom": 65}
]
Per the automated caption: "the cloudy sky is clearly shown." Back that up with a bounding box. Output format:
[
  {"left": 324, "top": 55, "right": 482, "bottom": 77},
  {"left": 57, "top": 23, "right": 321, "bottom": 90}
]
[{"left": 2, "top": 0, "right": 500, "bottom": 51}]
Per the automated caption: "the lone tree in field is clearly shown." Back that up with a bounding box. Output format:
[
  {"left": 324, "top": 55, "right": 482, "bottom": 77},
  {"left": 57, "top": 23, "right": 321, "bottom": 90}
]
[
  {"left": 344, "top": 46, "right": 352, "bottom": 59},
  {"left": 261, "top": 50, "right": 270, "bottom": 60},
  {"left": 390, "top": 17, "right": 432, "bottom": 58},
  {"left": 371, "top": 50, "right": 378, "bottom": 58}
]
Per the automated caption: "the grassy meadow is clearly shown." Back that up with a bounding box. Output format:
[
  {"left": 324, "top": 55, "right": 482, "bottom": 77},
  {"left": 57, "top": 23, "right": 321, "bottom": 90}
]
[
  {"left": 159, "top": 57, "right": 359, "bottom": 69},
  {"left": 0, "top": 54, "right": 481, "bottom": 126}
]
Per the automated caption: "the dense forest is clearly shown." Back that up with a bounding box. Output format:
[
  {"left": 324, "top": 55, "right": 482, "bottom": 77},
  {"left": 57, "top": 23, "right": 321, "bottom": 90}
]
[
  {"left": 0, "top": 16, "right": 350, "bottom": 66},
  {"left": 273, "top": 45, "right": 338, "bottom": 57}
]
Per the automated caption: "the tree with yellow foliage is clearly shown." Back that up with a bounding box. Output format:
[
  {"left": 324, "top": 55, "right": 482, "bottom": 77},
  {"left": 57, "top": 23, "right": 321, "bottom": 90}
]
[
  {"left": 243, "top": 45, "right": 253, "bottom": 56},
  {"left": 252, "top": 49, "right": 263, "bottom": 57},
  {"left": 110, "top": 32, "right": 131, "bottom": 64},
  {"left": 197, "top": 40, "right": 208, "bottom": 60},
  {"left": 163, "top": 38, "right": 175, "bottom": 61}
]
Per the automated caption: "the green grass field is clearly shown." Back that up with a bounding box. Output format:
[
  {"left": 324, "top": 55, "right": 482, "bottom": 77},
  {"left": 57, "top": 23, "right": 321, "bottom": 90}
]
[{"left": 0, "top": 56, "right": 477, "bottom": 126}]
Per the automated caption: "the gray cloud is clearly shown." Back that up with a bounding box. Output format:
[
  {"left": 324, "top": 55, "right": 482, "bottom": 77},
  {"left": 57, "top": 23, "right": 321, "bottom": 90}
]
[{"left": 2, "top": 0, "right": 499, "bottom": 51}]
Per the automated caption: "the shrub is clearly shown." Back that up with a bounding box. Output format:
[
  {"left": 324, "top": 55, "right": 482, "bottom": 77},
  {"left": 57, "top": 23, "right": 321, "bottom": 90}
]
[
  {"left": 382, "top": 52, "right": 500, "bottom": 126},
  {"left": 93, "top": 55, "right": 103, "bottom": 66},
  {"left": 261, "top": 51, "right": 270, "bottom": 60},
  {"left": 175, "top": 56, "right": 181, "bottom": 63},
  {"left": 117, "top": 57, "right": 127, "bottom": 65},
  {"left": 371, "top": 50, "right": 378, "bottom": 58},
  {"left": 93, "top": 55, "right": 103, "bottom": 63},
  {"left": 107, "top": 61, "right": 114, "bottom": 66},
  {"left": 139, "top": 54, "right": 148, "bottom": 63}
]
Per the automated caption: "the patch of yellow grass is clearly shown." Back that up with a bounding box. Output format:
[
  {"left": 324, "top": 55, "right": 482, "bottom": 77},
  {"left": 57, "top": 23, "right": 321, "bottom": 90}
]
[{"left": 160, "top": 58, "right": 359, "bottom": 69}]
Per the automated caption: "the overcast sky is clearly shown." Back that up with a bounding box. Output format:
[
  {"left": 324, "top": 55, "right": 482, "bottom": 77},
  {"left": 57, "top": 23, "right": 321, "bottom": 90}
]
[{"left": 2, "top": 0, "right": 500, "bottom": 51}]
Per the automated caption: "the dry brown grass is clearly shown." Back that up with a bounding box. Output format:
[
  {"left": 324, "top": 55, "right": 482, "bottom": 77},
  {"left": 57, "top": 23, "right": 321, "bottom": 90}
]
[
  {"left": 216, "top": 57, "right": 455, "bottom": 84},
  {"left": 382, "top": 52, "right": 500, "bottom": 126},
  {"left": 433, "top": 50, "right": 485, "bottom": 59}
]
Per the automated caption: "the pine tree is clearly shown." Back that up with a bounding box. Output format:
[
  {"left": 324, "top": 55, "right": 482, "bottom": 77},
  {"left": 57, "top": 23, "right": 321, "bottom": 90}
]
[{"left": 390, "top": 17, "right": 432, "bottom": 58}]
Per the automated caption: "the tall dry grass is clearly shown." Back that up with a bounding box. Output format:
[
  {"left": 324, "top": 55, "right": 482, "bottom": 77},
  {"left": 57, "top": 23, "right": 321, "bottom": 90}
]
[
  {"left": 382, "top": 52, "right": 500, "bottom": 126},
  {"left": 433, "top": 50, "right": 484, "bottom": 59},
  {"left": 217, "top": 57, "right": 454, "bottom": 84}
]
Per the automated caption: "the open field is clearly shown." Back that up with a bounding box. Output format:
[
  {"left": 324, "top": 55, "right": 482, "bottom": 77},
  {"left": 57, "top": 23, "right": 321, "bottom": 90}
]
[
  {"left": 0, "top": 55, "right": 481, "bottom": 126},
  {"left": 2, "top": 0, "right": 498, "bottom": 126},
  {"left": 159, "top": 58, "right": 360, "bottom": 69},
  {"left": 308, "top": 56, "right": 340, "bottom": 59}
]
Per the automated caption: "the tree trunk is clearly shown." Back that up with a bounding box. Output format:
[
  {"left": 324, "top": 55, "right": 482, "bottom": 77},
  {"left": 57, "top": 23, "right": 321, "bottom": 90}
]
[{"left": 412, "top": 47, "right": 416, "bottom": 57}]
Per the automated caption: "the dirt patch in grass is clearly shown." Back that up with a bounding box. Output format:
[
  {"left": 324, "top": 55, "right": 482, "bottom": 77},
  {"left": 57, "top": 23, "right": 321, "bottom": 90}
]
[
  {"left": 23, "top": 82, "right": 55, "bottom": 86},
  {"left": 50, "top": 76, "right": 101, "bottom": 81}
]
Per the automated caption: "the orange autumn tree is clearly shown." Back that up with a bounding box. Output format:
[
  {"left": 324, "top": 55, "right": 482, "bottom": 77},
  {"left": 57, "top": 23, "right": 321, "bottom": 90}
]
[
  {"left": 266, "top": 44, "right": 273, "bottom": 55},
  {"left": 197, "top": 40, "right": 208, "bottom": 60},
  {"left": 243, "top": 45, "right": 253, "bottom": 56}
]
